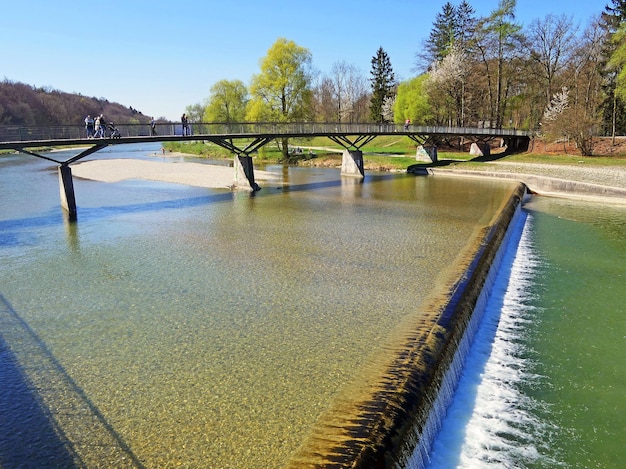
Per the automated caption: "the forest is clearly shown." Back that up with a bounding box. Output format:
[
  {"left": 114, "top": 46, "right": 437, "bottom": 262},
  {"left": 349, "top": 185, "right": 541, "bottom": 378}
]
[{"left": 0, "top": 79, "right": 149, "bottom": 126}]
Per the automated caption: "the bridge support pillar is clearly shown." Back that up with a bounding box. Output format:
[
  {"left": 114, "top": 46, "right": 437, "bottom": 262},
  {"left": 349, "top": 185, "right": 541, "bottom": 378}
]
[
  {"left": 234, "top": 155, "right": 261, "bottom": 191},
  {"left": 58, "top": 165, "right": 77, "bottom": 221},
  {"left": 341, "top": 150, "right": 364, "bottom": 178},
  {"left": 416, "top": 145, "right": 438, "bottom": 163}
]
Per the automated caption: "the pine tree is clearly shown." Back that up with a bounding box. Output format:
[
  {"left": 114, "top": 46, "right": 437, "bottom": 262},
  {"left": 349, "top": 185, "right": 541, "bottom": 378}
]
[
  {"left": 369, "top": 47, "right": 395, "bottom": 123},
  {"left": 426, "top": 2, "right": 457, "bottom": 63},
  {"left": 600, "top": 0, "right": 626, "bottom": 136},
  {"left": 455, "top": 1, "right": 477, "bottom": 51},
  {"left": 420, "top": 1, "right": 476, "bottom": 68}
]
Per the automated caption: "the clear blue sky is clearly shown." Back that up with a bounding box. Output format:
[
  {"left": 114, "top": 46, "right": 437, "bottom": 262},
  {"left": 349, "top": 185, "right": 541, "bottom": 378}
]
[{"left": 1, "top": 0, "right": 605, "bottom": 121}]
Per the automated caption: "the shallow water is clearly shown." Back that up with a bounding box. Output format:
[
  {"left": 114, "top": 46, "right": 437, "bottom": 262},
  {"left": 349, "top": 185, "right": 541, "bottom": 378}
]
[{"left": 0, "top": 144, "right": 518, "bottom": 467}]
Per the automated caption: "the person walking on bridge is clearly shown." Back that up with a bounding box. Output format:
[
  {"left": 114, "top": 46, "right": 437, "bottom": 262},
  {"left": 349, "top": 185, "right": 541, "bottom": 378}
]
[
  {"left": 85, "top": 115, "right": 94, "bottom": 138},
  {"left": 181, "top": 113, "right": 189, "bottom": 136},
  {"left": 151, "top": 117, "right": 157, "bottom": 136}
]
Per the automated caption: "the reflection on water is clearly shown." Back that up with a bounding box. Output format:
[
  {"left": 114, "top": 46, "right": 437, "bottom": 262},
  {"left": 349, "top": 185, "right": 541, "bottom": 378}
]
[{"left": 0, "top": 144, "right": 518, "bottom": 467}]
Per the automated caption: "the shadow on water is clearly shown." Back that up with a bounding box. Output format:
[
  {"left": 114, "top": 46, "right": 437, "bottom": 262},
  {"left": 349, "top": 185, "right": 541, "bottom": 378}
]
[
  {"left": 0, "top": 193, "right": 235, "bottom": 236},
  {"left": 0, "top": 335, "right": 78, "bottom": 467},
  {"left": 0, "top": 294, "right": 145, "bottom": 468},
  {"left": 0, "top": 176, "right": 358, "bottom": 234}
]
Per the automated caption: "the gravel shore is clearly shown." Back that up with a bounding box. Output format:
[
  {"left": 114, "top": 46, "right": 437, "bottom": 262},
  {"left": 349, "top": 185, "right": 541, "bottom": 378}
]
[{"left": 430, "top": 161, "right": 626, "bottom": 204}]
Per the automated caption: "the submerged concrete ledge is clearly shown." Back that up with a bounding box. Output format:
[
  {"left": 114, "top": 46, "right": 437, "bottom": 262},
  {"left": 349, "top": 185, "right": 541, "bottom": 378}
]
[{"left": 288, "top": 184, "right": 527, "bottom": 468}]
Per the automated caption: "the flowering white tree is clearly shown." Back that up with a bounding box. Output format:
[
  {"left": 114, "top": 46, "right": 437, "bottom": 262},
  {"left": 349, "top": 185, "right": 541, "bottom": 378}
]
[
  {"left": 543, "top": 87, "right": 569, "bottom": 122},
  {"left": 426, "top": 46, "right": 469, "bottom": 126},
  {"left": 382, "top": 95, "right": 396, "bottom": 123}
]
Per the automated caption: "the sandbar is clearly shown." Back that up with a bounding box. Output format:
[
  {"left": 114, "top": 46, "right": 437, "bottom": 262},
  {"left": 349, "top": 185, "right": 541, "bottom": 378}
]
[{"left": 72, "top": 158, "right": 279, "bottom": 189}]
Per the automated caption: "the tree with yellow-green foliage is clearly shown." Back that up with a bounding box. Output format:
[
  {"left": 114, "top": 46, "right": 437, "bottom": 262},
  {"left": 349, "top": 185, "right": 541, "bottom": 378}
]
[
  {"left": 394, "top": 75, "right": 433, "bottom": 125},
  {"left": 608, "top": 23, "right": 626, "bottom": 102},
  {"left": 247, "top": 38, "right": 314, "bottom": 159},
  {"left": 203, "top": 79, "right": 248, "bottom": 125}
]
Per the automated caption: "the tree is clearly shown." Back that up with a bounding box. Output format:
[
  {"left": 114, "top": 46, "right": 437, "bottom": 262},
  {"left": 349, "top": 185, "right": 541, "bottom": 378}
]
[
  {"left": 600, "top": 0, "right": 626, "bottom": 137},
  {"left": 394, "top": 75, "right": 434, "bottom": 125},
  {"left": 382, "top": 95, "right": 396, "bottom": 123},
  {"left": 456, "top": 1, "right": 477, "bottom": 50},
  {"left": 312, "top": 75, "right": 335, "bottom": 122},
  {"left": 184, "top": 103, "right": 205, "bottom": 123},
  {"left": 473, "top": 0, "right": 524, "bottom": 128},
  {"left": 369, "top": 47, "right": 395, "bottom": 123},
  {"left": 203, "top": 79, "right": 248, "bottom": 123},
  {"left": 329, "top": 61, "right": 368, "bottom": 122},
  {"left": 541, "top": 18, "right": 605, "bottom": 155},
  {"left": 423, "top": 2, "right": 457, "bottom": 66},
  {"left": 247, "top": 38, "right": 314, "bottom": 158},
  {"left": 426, "top": 45, "right": 470, "bottom": 126},
  {"left": 525, "top": 14, "right": 578, "bottom": 106},
  {"left": 417, "top": 1, "right": 476, "bottom": 70},
  {"left": 311, "top": 61, "right": 368, "bottom": 123},
  {"left": 608, "top": 23, "right": 626, "bottom": 102}
]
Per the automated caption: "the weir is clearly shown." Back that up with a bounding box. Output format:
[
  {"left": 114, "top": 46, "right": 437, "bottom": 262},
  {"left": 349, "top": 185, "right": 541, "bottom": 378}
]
[
  {"left": 403, "top": 189, "right": 529, "bottom": 468},
  {"left": 287, "top": 183, "right": 528, "bottom": 468}
]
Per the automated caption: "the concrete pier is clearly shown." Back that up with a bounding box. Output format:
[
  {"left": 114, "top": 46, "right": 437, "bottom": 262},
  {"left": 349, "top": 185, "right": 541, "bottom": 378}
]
[
  {"left": 341, "top": 150, "right": 365, "bottom": 178},
  {"left": 58, "top": 165, "right": 77, "bottom": 221},
  {"left": 234, "top": 155, "right": 261, "bottom": 191}
]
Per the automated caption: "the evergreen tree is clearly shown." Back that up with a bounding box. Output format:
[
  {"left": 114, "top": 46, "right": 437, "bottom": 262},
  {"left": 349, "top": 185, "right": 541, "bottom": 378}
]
[
  {"left": 419, "top": 1, "right": 476, "bottom": 69},
  {"left": 600, "top": 0, "right": 626, "bottom": 136},
  {"left": 369, "top": 47, "right": 395, "bottom": 123},
  {"left": 603, "top": 0, "right": 626, "bottom": 29},
  {"left": 426, "top": 2, "right": 457, "bottom": 64},
  {"left": 455, "top": 1, "right": 477, "bottom": 51}
]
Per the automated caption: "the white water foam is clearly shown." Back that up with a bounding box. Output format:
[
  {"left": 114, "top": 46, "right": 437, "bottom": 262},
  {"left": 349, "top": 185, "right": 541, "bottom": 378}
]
[{"left": 424, "top": 212, "right": 562, "bottom": 468}]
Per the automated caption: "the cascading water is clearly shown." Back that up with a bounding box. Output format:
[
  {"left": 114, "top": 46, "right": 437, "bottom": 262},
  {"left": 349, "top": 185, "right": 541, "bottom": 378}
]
[
  {"left": 403, "top": 201, "right": 542, "bottom": 468},
  {"left": 421, "top": 210, "right": 563, "bottom": 468}
]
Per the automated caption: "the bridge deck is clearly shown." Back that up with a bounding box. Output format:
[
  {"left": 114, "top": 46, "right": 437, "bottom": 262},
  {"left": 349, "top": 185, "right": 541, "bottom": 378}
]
[{"left": 0, "top": 123, "right": 529, "bottom": 151}]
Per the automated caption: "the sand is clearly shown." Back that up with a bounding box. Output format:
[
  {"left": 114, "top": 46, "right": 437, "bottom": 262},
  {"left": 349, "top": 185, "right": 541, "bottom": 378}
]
[{"left": 71, "top": 158, "right": 279, "bottom": 190}]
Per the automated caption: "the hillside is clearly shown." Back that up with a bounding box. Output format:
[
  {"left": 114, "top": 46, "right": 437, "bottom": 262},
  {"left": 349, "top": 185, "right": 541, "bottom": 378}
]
[{"left": 0, "top": 79, "right": 150, "bottom": 126}]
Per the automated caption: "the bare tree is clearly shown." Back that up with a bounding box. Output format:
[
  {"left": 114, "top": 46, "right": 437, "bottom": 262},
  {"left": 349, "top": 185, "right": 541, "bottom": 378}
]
[
  {"left": 525, "top": 14, "right": 578, "bottom": 106},
  {"left": 473, "top": 0, "right": 524, "bottom": 128},
  {"left": 541, "top": 17, "right": 605, "bottom": 155},
  {"left": 312, "top": 76, "right": 336, "bottom": 122},
  {"left": 313, "top": 61, "right": 369, "bottom": 122}
]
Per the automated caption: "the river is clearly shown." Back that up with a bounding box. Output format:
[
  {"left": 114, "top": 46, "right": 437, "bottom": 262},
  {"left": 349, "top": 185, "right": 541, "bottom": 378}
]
[{"left": 1, "top": 143, "right": 623, "bottom": 467}]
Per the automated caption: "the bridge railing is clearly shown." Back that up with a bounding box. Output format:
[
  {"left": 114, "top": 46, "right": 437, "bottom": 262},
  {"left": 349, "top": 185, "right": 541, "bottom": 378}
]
[{"left": 0, "top": 122, "right": 530, "bottom": 143}]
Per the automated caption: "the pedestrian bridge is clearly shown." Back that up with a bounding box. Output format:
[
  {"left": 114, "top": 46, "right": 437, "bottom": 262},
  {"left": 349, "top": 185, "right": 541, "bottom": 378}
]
[{"left": 0, "top": 122, "right": 530, "bottom": 220}]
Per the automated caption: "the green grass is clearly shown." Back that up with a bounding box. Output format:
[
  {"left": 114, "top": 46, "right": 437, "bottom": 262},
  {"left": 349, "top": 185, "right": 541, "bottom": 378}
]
[{"left": 163, "top": 135, "right": 626, "bottom": 172}]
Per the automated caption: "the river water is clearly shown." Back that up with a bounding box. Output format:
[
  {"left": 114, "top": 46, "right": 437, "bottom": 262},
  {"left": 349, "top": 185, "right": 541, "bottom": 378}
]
[{"left": 1, "top": 143, "right": 623, "bottom": 468}]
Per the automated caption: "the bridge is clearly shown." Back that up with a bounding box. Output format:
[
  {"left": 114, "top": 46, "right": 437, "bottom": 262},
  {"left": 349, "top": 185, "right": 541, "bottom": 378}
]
[{"left": 0, "top": 122, "right": 530, "bottom": 221}]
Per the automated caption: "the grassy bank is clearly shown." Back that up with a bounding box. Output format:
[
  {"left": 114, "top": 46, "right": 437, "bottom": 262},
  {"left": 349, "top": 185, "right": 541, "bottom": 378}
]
[{"left": 163, "top": 135, "right": 626, "bottom": 172}]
